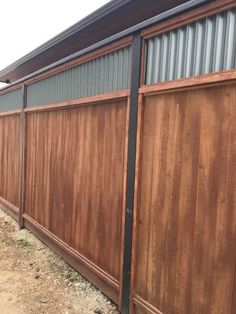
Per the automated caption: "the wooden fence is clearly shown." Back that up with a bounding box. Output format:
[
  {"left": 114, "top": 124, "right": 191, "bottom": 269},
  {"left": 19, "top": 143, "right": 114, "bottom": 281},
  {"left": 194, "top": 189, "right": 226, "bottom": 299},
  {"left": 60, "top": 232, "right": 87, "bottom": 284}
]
[
  {"left": 23, "top": 95, "right": 129, "bottom": 302},
  {"left": 0, "top": 111, "right": 20, "bottom": 220},
  {"left": 0, "top": 1, "right": 236, "bottom": 313},
  {"left": 131, "top": 83, "right": 236, "bottom": 313}
]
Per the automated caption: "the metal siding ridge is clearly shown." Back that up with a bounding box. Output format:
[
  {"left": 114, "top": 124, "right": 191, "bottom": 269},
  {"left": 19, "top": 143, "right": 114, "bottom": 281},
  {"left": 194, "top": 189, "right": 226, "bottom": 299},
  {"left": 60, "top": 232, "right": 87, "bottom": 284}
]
[
  {"left": 26, "top": 47, "right": 131, "bottom": 107},
  {"left": 145, "top": 7, "right": 236, "bottom": 84},
  {"left": 0, "top": 88, "right": 23, "bottom": 111},
  {"left": 224, "top": 10, "right": 236, "bottom": 69}
]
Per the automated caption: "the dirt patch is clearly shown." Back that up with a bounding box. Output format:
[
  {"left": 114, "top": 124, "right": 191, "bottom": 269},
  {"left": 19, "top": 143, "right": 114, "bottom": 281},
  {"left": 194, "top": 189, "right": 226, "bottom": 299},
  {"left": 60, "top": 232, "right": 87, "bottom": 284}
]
[{"left": 0, "top": 208, "right": 119, "bottom": 314}]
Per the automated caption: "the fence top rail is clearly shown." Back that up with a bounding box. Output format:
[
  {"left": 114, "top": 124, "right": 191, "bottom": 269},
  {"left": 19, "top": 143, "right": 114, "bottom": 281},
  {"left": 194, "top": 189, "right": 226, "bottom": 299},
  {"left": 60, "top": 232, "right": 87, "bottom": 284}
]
[{"left": 24, "top": 90, "right": 130, "bottom": 113}]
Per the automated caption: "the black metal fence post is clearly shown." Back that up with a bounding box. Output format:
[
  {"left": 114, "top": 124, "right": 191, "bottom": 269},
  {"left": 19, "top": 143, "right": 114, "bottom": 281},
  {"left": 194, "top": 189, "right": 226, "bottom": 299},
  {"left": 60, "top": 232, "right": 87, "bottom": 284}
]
[
  {"left": 121, "top": 31, "right": 142, "bottom": 314},
  {"left": 19, "top": 83, "right": 26, "bottom": 229}
]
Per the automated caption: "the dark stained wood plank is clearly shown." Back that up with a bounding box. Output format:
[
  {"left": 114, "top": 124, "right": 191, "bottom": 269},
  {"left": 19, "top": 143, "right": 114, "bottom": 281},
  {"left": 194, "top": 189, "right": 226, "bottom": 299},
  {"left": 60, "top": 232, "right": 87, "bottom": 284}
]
[
  {"left": 139, "top": 69, "right": 236, "bottom": 95},
  {"left": 132, "top": 82, "right": 236, "bottom": 314},
  {"left": 24, "top": 99, "right": 128, "bottom": 299},
  {"left": 24, "top": 90, "right": 130, "bottom": 113},
  {"left": 190, "top": 85, "right": 236, "bottom": 314},
  {"left": 134, "top": 295, "right": 163, "bottom": 314},
  {"left": 0, "top": 114, "right": 20, "bottom": 209}
]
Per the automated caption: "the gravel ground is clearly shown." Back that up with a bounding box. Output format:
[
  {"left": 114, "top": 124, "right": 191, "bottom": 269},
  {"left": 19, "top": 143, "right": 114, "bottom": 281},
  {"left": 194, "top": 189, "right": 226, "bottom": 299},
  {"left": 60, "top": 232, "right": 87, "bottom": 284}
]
[{"left": 0, "top": 208, "right": 119, "bottom": 314}]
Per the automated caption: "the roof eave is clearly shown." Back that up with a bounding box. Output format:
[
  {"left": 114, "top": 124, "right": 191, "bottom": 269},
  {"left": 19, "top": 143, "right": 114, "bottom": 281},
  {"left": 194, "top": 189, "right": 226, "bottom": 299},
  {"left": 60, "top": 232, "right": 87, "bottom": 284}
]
[{"left": 0, "top": 0, "right": 131, "bottom": 82}]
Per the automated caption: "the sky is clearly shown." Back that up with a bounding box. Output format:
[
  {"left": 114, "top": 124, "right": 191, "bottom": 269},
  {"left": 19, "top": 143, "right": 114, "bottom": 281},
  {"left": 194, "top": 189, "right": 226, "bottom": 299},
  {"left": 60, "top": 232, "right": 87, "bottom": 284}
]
[{"left": 0, "top": 0, "right": 110, "bottom": 88}]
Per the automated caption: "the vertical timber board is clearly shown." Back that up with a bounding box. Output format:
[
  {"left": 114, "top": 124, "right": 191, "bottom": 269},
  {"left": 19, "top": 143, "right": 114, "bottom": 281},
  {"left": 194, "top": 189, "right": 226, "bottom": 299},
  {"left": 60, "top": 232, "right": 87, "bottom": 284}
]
[
  {"left": 24, "top": 98, "right": 129, "bottom": 302},
  {"left": 0, "top": 113, "right": 20, "bottom": 210},
  {"left": 132, "top": 83, "right": 236, "bottom": 314}
]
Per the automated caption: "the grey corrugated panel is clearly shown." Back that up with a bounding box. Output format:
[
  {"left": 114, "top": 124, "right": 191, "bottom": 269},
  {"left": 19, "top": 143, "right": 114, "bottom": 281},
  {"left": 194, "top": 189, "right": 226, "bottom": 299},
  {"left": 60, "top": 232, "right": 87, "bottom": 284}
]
[
  {"left": 0, "top": 88, "right": 22, "bottom": 112},
  {"left": 146, "top": 8, "right": 236, "bottom": 85},
  {"left": 27, "top": 46, "right": 131, "bottom": 107},
  {"left": 224, "top": 10, "right": 236, "bottom": 70}
]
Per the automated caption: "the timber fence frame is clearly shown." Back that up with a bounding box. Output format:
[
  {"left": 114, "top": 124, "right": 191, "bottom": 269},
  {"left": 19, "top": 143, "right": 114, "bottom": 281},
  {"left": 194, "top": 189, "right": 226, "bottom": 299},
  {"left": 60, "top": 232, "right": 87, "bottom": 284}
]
[{"left": 0, "top": 1, "right": 236, "bottom": 313}]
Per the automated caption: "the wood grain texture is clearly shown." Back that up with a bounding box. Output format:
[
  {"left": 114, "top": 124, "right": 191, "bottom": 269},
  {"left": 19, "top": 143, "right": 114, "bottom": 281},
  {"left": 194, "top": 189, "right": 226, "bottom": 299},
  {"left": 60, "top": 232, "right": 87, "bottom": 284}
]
[
  {"left": 0, "top": 114, "right": 20, "bottom": 209},
  {"left": 24, "top": 90, "right": 130, "bottom": 113},
  {"left": 139, "top": 69, "right": 236, "bottom": 95},
  {"left": 132, "top": 83, "right": 236, "bottom": 314},
  {"left": 24, "top": 99, "right": 128, "bottom": 293}
]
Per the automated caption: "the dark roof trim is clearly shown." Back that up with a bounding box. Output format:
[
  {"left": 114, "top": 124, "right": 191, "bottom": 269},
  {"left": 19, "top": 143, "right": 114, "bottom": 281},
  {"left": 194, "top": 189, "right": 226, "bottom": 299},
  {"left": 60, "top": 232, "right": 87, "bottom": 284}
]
[
  {"left": 0, "top": 0, "right": 210, "bottom": 92},
  {"left": 0, "top": 0, "right": 131, "bottom": 80}
]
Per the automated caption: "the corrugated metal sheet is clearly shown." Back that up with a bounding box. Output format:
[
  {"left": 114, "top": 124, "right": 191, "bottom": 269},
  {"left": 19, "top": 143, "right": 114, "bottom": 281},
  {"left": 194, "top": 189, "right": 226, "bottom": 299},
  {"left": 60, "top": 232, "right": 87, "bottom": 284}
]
[
  {"left": 27, "top": 46, "right": 131, "bottom": 107},
  {"left": 0, "top": 89, "right": 23, "bottom": 112},
  {"left": 146, "top": 8, "right": 236, "bottom": 84}
]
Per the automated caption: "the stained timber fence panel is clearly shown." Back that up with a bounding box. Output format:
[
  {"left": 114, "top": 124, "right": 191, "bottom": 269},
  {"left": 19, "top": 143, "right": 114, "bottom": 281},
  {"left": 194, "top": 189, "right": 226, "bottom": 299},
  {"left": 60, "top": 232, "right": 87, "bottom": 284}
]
[
  {"left": 0, "top": 2, "right": 236, "bottom": 313},
  {"left": 0, "top": 88, "right": 22, "bottom": 218},
  {"left": 24, "top": 98, "right": 129, "bottom": 302},
  {"left": 21, "top": 41, "right": 132, "bottom": 303},
  {"left": 0, "top": 114, "right": 20, "bottom": 213},
  {"left": 131, "top": 82, "right": 236, "bottom": 314}
]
